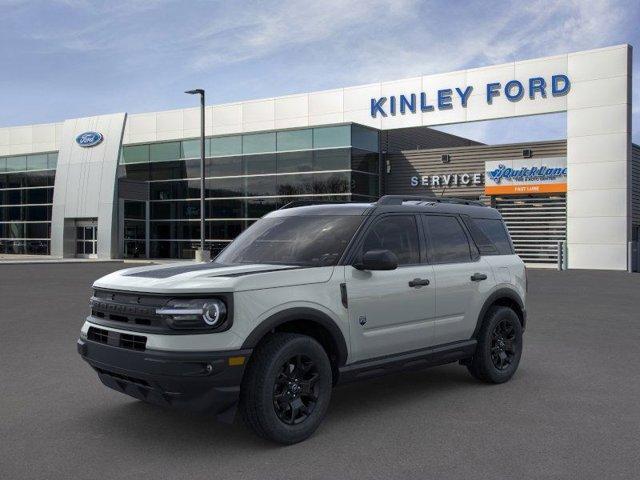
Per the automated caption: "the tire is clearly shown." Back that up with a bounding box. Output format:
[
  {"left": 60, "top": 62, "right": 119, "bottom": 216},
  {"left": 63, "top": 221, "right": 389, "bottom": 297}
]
[
  {"left": 240, "top": 332, "right": 333, "bottom": 444},
  {"left": 467, "top": 306, "right": 523, "bottom": 384}
]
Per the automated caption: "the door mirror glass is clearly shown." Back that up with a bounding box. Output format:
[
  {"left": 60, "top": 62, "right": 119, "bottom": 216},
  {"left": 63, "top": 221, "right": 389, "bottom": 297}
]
[{"left": 355, "top": 249, "right": 398, "bottom": 271}]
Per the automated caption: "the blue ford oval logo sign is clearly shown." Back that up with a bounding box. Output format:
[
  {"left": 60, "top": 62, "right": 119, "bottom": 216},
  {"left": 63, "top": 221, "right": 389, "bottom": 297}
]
[{"left": 76, "top": 131, "right": 103, "bottom": 148}]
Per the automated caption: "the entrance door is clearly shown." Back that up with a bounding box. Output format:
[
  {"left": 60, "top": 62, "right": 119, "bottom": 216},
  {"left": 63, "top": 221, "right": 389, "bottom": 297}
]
[
  {"left": 345, "top": 214, "right": 436, "bottom": 363},
  {"left": 76, "top": 220, "right": 98, "bottom": 258}
]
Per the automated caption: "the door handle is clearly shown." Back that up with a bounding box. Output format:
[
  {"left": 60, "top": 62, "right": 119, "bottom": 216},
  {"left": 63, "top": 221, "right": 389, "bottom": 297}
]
[
  {"left": 409, "top": 278, "right": 430, "bottom": 288},
  {"left": 471, "top": 273, "right": 488, "bottom": 282}
]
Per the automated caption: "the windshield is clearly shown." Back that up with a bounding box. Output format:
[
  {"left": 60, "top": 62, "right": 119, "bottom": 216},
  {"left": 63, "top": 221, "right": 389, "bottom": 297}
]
[{"left": 215, "top": 215, "right": 363, "bottom": 267}]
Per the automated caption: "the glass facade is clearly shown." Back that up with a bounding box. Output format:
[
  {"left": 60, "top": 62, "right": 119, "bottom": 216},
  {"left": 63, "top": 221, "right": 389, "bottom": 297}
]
[
  {"left": 119, "top": 124, "right": 380, "bottom": 259},
  {"left": 0, "top": 152, "right": 58, "bottom": 255}
]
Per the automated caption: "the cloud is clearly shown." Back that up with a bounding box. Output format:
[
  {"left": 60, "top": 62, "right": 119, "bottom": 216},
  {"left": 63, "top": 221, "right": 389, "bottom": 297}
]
[{"left": 1, "top": 0, "right": 638, "bottom": 141}]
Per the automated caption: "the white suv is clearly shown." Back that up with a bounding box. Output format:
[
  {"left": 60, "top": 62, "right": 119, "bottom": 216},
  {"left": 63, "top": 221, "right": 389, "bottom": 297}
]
[{"left": 78, "top": 195, "right": 526, "bottom": 444}]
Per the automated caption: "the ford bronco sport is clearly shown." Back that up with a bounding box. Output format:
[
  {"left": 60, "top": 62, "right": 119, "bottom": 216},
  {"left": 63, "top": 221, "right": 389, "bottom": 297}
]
[{"left": 78, "top": 195, "right": 526, "bottom": 444}]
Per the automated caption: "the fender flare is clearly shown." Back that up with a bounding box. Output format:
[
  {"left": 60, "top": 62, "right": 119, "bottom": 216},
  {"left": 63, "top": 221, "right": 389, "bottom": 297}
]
[
  {"left": 241, "top": 307, "right": 349, "bottom": 367},
  {"left": 472, "top": 288, "right": 526, "bottom": 338}
]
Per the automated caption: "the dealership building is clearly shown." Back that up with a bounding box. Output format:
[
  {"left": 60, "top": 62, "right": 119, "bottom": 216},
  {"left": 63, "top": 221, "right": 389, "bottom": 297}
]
[{"left": 0, "top": 44, "right": 637, "bottom": 270}]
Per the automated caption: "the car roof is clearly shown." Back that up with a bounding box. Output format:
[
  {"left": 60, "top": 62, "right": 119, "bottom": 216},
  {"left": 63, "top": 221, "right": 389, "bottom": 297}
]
[{"left": 266, "top": 196, "right": 502, "bottom": 220}]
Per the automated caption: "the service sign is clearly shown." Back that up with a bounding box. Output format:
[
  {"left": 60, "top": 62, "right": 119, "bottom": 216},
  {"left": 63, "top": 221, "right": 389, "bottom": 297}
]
[{"left": 485, "top": 157, "right": 567, "bottom": 195}]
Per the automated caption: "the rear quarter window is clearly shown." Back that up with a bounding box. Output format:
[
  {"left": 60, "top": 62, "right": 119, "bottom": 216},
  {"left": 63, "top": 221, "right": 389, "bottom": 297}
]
[{"left": 463, "top": 216, "right": 514, "bottom": 255}]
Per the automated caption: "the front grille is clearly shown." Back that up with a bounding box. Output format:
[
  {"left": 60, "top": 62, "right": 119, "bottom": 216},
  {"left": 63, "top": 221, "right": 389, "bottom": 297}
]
[
  {"left": 90, "top": 290, "right": 168, "bottom": 330},
  {"left": 120, "top": 333, "right": 147, "bottom": 351},
  {"left": 88, "top": 326, "right": 109, "bottom": 344},
  {"left": 86, "top": 326, "right": 147, "bottom": 351}
]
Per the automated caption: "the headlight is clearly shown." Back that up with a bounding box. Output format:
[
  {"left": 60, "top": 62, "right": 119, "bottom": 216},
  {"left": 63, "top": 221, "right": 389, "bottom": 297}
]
[{"left": 156, "top": 298, "right": 227, "bottom": 330}]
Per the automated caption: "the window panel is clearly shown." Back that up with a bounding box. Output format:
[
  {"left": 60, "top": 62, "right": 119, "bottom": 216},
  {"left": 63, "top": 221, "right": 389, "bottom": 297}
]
[
  {"left": 123, "top": 163, "right": 150, "bottom": 181},
  {"left": 150, "top": 221, "right": 200, "bottom": 240},
  {"left": 150, "top": 200, "right": 199, "bottom": 220},
  {"left": 351, "top": 125, "right": 379, "bottom": 152},
  {"left": 351, "top": 171, "right": 379, "bottom": 197},
  {"left": 246, "top": 198, "right": 278, "bottom": 218},
  {"left": 242, "top": 132, "right": 276, "bottom": 154},
  {"left": 313, "top": 172, "right": 350, "bottom": 194},
  {"left": 277, "top": 151, "right": 313, "bottom": 173},
  {"left": 313, "top": 126, "right": 350, "bottom": 149},
  {"left": 26, "top": 222, "right": 50, "bottom": 238},
  {"left": 0, "top": 157, "right": 6, "bottom": 173},
  {"left": 313, "top": 149, "right": 350, "bottom": 171},
  {"left": 361, "top": 215, "right": 420, "bottom": 265},
  {"left": 26, "top": 205, "right": 51, "bottom": 221},
  {"left": 26, "top": 188, "right": 52, "bottom": 204},
  {"left": 123, "top": 220, "right": 146, "bottom": 240},
  {"left": 150, "top": 160, "right": 187, "bottom": 181},
  {"left": 6, "top": 156, "right": 27, "bottom": 172},
  {"left": 122, "top": 145, "right": 149, "bottom": 164},
  {"left": 27, "top": 154, "right": 49, "bottom": 170},
  {"left": 150, "top": 142, "right": 181, "bottom": 162},
  {"left": 5, "top": 221, "right": 25, "bottom": 239},
  {"left": 124, "top": 240, "right": 146, "bottom": 258},
  {"left": 206, "top": 177, "right": 245, "bottom": 198},
  {"left": 124, "top": 201, "right": 146, "bottom": 220},
  {"left": 150, "top": 180, "right": 199, "bottom": 200},
  {"left": 277, "top": 174, "right": 314, "bottom": 196},
  {"left": 245, "top": 176, "right": 276, "bottom": 197},
  {"left": 207, "top": 220, "right": 245, "bottom": 240},
  {"left": 277, "top": 129, "right": 312, "bottom": 151},
  {"left": 181, "top": 139, "right": 210, "bottom": 159},
  {"left": 206, "top": 156, "right": 243, "bottom": 177},
  {"left": 26, "top": 170, "right": 55, "bottom": 187},
  {"left": 26, "top": 240, "right": 49, "bottom": 255},
  {"left": 244, "top": 154, "right": 276, "bottom": 175},
  {"left": 207, "top": 199, "right": 245, "bottom": 218},
  {"left": 211, "top": 136, "right": 242, "bottom": 157},
  {"left": 423, "top": 215, "right": 472, "bottom": 264},
  {"left": 351, "top": 149, "right": 380, "bottom": 173},
  {"left": 47, "top": 153, "right": 58, "bottom": 169}
]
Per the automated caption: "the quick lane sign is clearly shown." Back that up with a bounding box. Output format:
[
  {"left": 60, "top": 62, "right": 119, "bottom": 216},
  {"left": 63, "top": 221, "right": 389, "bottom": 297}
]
[
  {"left": 371, "top": 74, "right": 570, "bottom": 117},
  {"left": 485, "top": 157, "right": 567, "bottom": 195}
]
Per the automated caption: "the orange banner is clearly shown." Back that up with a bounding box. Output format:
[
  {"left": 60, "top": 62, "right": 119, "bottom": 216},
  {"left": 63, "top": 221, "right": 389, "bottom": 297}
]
[{"left": 485, "top": 183, "right": 567, "bottom": 195}]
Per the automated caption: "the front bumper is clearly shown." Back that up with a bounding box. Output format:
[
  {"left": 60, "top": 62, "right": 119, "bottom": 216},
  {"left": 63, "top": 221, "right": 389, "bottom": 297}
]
[{"left": 77, "top": 338, "right": 251, "bottom": 419}]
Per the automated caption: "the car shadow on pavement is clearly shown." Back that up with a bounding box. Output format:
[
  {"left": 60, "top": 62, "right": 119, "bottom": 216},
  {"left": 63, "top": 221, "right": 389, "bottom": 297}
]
[{"left": 77, "top": 363, "right": 483, "bottom": 451}]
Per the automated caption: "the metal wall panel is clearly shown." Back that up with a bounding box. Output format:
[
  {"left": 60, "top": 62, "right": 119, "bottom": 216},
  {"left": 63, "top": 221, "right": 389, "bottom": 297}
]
[{"left": 493, "top": 195, "right": 567, "bottom": 264}]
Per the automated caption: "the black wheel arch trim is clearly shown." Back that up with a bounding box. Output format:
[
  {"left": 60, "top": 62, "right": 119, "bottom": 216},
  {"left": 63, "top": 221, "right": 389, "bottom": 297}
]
[
  {"left": 241, "top": 307, "right": 349, "bottom": 367},
  {"left": 472, "top": 288, "right": 526, "bottom": 338}
]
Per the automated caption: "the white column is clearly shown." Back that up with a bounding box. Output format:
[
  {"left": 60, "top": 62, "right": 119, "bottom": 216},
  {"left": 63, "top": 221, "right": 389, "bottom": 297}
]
[{"left": 566, "top": 44, "right": 632, "bottom": 270}]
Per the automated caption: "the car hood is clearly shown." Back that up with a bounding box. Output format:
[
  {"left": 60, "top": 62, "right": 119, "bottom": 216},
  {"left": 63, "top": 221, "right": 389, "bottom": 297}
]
[{"left": 92, "top": 262, "right": 336, "bottom": 294}]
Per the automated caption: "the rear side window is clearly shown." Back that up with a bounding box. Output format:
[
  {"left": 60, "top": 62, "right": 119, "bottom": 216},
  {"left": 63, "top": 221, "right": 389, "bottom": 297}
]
[
  {"left": 463, "top": 216, "right": 514, "bottom": 255},
  {"left": 361, "top": 215, "right": 420, "bottom": 265},
  {"left": 423, "top": 215, "right": 471, "bottom": 264}
]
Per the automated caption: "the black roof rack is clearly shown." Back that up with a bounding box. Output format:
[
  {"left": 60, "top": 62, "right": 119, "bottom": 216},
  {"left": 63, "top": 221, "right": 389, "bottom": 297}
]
[
  {"left": 376, "top": 195, "right": 485, "bottom": 207},
  {"left": 279, "top": 200, "right": 353, "bottom": 210}
]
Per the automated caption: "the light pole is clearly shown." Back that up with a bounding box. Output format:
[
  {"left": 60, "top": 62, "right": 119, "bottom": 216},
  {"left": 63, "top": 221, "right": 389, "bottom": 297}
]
[{"left": 185, "top": 89, "right": 209, "bottom": 261}]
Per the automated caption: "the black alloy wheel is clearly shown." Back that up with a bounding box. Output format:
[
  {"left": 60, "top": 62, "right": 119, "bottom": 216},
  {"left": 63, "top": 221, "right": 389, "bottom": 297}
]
[
  {"left": 240, "top": 332, "right": 332, "bottom": 444},
  {"left": 467, "top": 305, "right": 523, "bottom": 383},
  {"left": 490, "top": 318, "right": 517, "bottom": 371},
  {"left": 273, "top": 354, "right": 320, "bottom": 425}
]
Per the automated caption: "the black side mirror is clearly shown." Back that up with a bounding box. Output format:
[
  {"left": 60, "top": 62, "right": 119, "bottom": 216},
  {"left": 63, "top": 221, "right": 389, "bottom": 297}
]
[{"left": 355, "top": 249, "right": 399, "bottom": 271}]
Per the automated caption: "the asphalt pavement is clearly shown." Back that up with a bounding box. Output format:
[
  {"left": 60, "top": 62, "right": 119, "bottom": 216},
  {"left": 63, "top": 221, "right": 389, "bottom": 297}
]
[{"left": 1, "top": 263, "right": 639, "bottom": 479}]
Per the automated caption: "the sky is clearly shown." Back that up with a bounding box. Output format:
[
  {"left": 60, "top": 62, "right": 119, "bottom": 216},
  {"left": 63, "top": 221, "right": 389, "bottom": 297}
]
[{"left": 0, "top": 0, "right": 638, "bottom": 144}]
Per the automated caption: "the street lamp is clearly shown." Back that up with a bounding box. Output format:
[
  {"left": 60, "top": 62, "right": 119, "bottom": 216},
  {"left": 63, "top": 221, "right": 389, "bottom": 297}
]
[{"left": 185, "top": 89, "right": 209, "bottom": 262}]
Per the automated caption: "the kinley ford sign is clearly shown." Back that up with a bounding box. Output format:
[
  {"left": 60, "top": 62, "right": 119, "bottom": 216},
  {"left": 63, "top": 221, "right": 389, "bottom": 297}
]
[
  {"left": 370, "top": 74, "right": 570, "bottom": 117},
  {"left": 409, "top": 157, "right": 568, "bottom": 195}
]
